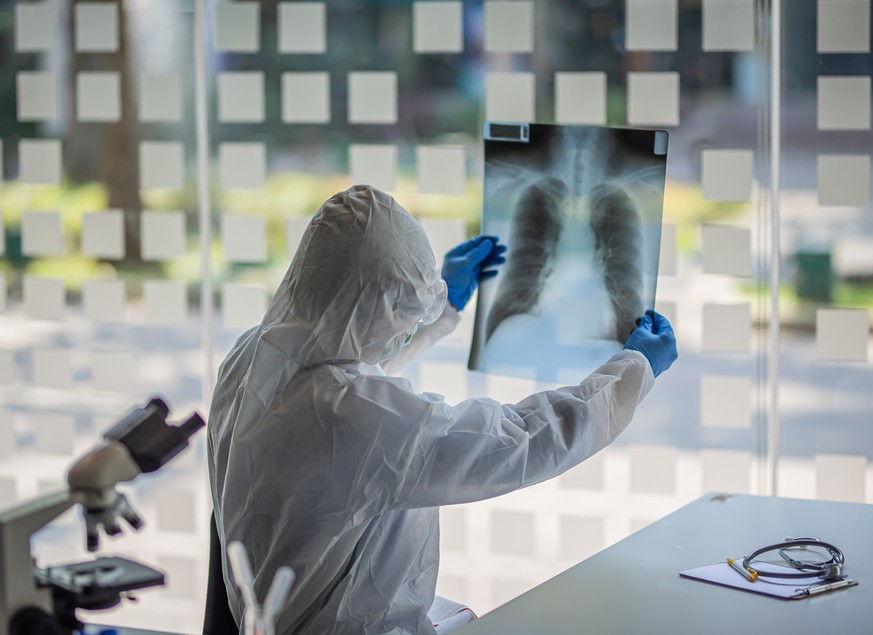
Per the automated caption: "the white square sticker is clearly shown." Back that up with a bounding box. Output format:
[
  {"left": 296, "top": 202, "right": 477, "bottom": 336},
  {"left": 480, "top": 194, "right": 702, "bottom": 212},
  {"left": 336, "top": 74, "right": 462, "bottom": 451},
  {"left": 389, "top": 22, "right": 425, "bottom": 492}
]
[
  {"left": 216, "top": 2, "right": 260, "bottom": 52},
  {"left": 417, "top": 146, "right": 465, "bottom": 195},
  {"left": 484, "top": 1, "right": 534, "bottom": 52},
  {"left": 348, "top": 72, "right": 397, "bottom": 124},
  {"left": 702, "top": 303, "right": 751, "bottom": 354},
  {"left": 222, "top": 214, "right": 267, "bottom": 263},
  {"left": 555, "top": 72, "right": 606, "bottom": 125},
  {"left": 22, "top": 211, "right": 62, "bottom": 257},
  {"left": 33, "top": 413, "right": 74, "bottom": 455},
  {"left": 485, "top": 72, "right": 535, "bottom": 122},
  {"left": 629, "top": 445, "right": 678, "bottom": 494},
  {"left": 701, "top": 449, "right": 752, "bottom": 493},
  {"left": 156, "top": 488, "right": 198, "bottom": 533},
  {"left": 219, "top": 142, "right": 266, "bottom": 190},
  {"left": 419, "top": 218, "right": 466, "bottom": 268},
  {"left": 222, "top": 284, "right": 267, "bottom": 330},
  {"left": 140, "top": 73, "right": 183, "bottom": 122},
  {"left": 23, "top": 276, "right": 64, "bottom": 320},
  {"left": 19, "top": 139, "right": 62, "bottom": 185},
  {"left": 626, "top": 0, "right": 677, "bottom": 51},
  {"left": 702, "top": 224, "right": 752, "bottom": 277},
  {"left": 218, "top": 72, "right": 265, "bottom": 123},
  {"left": 703, "top": 0, "right": 755, "bottom": 51},
  {"left": 75, "top": 3, "right": 118, "bottom": 52},
  {"left": 92, "top": 350, "right": 133, "bottom": 393},
  {"left": 0, "top": 350, "right": 13, "bottom": 386},
  {"left": 16, "top": 4, "right": 58, "bottom": 52},
  {"left": 701, "top": 375, "right": 752, "bottom": 428},
  {"left": 659, "top": 223, "right": 677, "bottom": 276},
  {"left": 143, "top": 280, "right": 187, "bottom": 326},
  {"left": 82, "top": 211, "right": 125, "bottom": 260},
  {"left": 350, "top": 144, "right": 397, "bottom": 192},
  {"left": 83, "top": 279, "right": 125, "bottom": 324},
  {"left": 815, "top": 454, "right": 867, "bottom": 503},
  {"left": 627, "top": 72, "right": 680, "bottom": 127},
  {"left": 77, "top": 72, "right": 120, "bottom": 122},
  {"left": 0, "top": 411, "right": 16, "bottom": 454},
  {"left": 286, "top": 216, "right": 312, "bottom": 258},
  {"left": 282, "top": 72, "right": 330, "bottom": 123},
  {"left": 141, "top": 211, "right": 186, "bottom": 261},
  {"left": 32, "top": 348, "right": 72, "bottom": 389},
  {"left": 817, "top": 76, "right": 871, "bottom": 130},
  {"left": 702, "top": 149, "right": 754, "bottom": 201},
  {"left": 818, "top": 0, "right": 870, "bottom": 53},
  {"left": 816, "top": 308, "right": 869, "bottom": 362},
  {"left": 278, "top": 2, "right": 326, "bottom": 53},
  {"left": 140, "top": 141, "right": 184, "bottom": 190},
  {"left": 413, "top": 1, "right": 463, "bottom": 53},
  {"left": 818, "top": 154, "right": 870, "bottom": 206},
  {"left": 17, "top": 72, "right": 58, "bottom": 121}
]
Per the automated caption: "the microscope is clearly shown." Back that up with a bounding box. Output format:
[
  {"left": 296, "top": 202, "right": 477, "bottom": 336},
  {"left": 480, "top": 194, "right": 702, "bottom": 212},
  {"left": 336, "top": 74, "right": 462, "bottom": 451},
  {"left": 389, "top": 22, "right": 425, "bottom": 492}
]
[{"left": 0, "top": 397, "right": 205, "bottom": 635}]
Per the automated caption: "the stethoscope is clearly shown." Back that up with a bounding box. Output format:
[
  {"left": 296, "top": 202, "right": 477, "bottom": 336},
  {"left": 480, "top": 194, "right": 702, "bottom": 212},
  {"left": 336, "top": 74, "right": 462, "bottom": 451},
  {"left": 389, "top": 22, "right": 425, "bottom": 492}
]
[{"left": 742, "top": 537, "right": 846, "bottom": 582}]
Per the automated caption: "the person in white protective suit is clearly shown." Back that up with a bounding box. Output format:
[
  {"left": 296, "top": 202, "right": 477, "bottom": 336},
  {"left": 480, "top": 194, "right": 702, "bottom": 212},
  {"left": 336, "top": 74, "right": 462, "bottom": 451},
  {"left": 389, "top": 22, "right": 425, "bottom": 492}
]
[{"left": 208, "top": 184, "right": 678, "bottom": 635}]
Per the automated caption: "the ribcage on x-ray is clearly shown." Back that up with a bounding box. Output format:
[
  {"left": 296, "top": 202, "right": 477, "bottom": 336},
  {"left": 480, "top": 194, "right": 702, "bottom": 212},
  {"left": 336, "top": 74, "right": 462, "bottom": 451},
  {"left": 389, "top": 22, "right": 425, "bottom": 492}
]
[
  {"left": 485, "top": 177, "right": 567, "bottom": 342},
  {"left": 588, "top": 183, "right": 644, "bottom": 343}
]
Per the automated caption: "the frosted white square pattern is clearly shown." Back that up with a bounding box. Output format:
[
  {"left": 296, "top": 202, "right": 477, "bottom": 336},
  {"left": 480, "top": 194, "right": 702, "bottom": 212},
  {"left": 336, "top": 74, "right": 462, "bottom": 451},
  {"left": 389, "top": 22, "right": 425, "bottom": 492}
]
[
  {"left": 702, "top": 0, "right": 755, "bottom": 51},
  {"left": 485, "top": 72, "right": 535, "bottom": 122},
  {"left": 350, "top": 145, "right": 397, "bottom": 192},
  {"left": 24, "top": 276, "right": 64, "bottom": 320},
  {"left": 17, "top": 72, "right": 58, "bottom": 121},
  {"left": 701, "top": 149, "right": 754, "bottom": 201},
  {"left": 15, "top": 4, "right": 58, "bottom": 52},
  {"left": 627, "top": 72, "right": 679, "bottom": 126},
  {"left": 0, "top": 412, "right": 15, "bottom": 454},
  {"left": 701, "top": 449, "right": 752, "bottom": 493},
  {"left": 817, "top": 77, "right": 871, "bottom": 130},
  {"left": 816, "top": 308, "right": 869, "bottom": 362},
  {"left": 140, "top": 142, "right": 184, "bottom": 190},
  {"left": 139, "top": 74, "right": 182, "bottom": 122},
  {"left": 490, "top": 510, "right": 535, "bottom": 556},
  {"left": 82, "top": 211, "right": 125, "bottom": 260},
  {"left": 282, "top": 73, "right": 330, "bottom": 123},
  {"left": 484, "top": 1, "right": 534, "bottom": 52},
  {"left": 19, "top": 139, "right": 62, "bottom": 185},
  {"left": 219, "top": 143, "right": 266, "bottom": 190},
  {"left": 286, "top": 216, "right": 312, "bottom": 258},
  {"left": 83, "top": 280, "right": 124, "bottom": 324},
  {"left": 77, "top": 72, "right": 120, "bottom": 122},
  {"left": 413, "top": 1, "right": 463, "bottom": 53},
  {"left": 700, "top": 375, "right": 752, "bottom": 429},
  {"left": 559, "top": 516, "right": 604, "bottom": 560},
  {"left": 626, "top": 0, "right": 677, "bottom": 51},
  {"left": 143, "top": 281, "right": 187, "bottom": 326},
  {"left": 92, "top": 351, "right": 132, "bottom": 393},
  {"left": 33, "top": 414, "right": 74, "bottom": 455},
  {"left": 278, "top": 2, "right": 326, "bottom": 53},
  {"left": 32, "top": 348, "right": 72, "bottom": 389},
  {"left": 22, "top": 211, "right": 62, "bottom": 257},
  {"left": 629, "top": 445, "right": 677, "bottom": 494},
  {"left": 216, "top": 2, "right": 260, "bottom": 52},
  {"left": 702, "top": 303, "right": 751, "bottom": 354},
  {"left": 815, "top": 454, "right": 867, "bottom": 503},
  {"left": 141, "top": 212, "right": 186, "bottom": 261},
  {"left": 701, "top": 224, "right": 752, "bottom": 277},
  {"left": 659, "top": 224, "right": 677, "bottom": 275},
  {"left": 818, "top": 0, "right": 870, "bottom": 53},
  {"left": 156, "top": 488, "right": 197, "bottom": 533},
  {"left": 0, "top": 350, "right": 12, "bottom": 386},
  {"left": 218, "top": 72, "right": 265, "bottom": 123},
  {"left": 419, "top": 218, "right": 465, "bottom": 268},
  {"left": 818, "top": 155, "right": 870, "bottom": 206},
  {"left": 554, "top": 72, "right": 606, "bottom": 126},
  {"left": 75, "top": 3, "right": 118, "bottom": 52},
  {"left": 222, "top": 284, "right": 267, "bottom": 330},
  {"left": 417, "top": 146, "right": 465, "bottom": 194},
  {"left": 221, "top": 214, "right": 267, "bottom": 263},
  {"left": 348, "top": 72, "right": 397, "bottom": 124}
]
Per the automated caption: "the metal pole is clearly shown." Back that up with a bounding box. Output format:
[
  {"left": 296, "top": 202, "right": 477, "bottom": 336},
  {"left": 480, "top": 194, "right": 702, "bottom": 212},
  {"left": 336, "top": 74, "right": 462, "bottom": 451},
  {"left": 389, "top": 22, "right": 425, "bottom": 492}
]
[{"left": 768, "top": 0, "right": 782, "bottom": 496}]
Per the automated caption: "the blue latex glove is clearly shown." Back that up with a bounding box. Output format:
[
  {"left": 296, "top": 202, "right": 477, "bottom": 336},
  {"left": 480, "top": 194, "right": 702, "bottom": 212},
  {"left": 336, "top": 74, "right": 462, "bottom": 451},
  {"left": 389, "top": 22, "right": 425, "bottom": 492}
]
[
  {"left": 623, "top": 310, "right": 678, "bottom": 378},
  {"left": 441, "top": 235, "right": 507, "bottom": 311}
]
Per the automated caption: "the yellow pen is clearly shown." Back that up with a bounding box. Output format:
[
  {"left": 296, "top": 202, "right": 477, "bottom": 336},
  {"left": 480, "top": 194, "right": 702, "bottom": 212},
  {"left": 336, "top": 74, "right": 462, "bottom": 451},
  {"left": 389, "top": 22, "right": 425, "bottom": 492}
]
[{"left": 726, "top": 557, "right": 758, "bottom": 582}]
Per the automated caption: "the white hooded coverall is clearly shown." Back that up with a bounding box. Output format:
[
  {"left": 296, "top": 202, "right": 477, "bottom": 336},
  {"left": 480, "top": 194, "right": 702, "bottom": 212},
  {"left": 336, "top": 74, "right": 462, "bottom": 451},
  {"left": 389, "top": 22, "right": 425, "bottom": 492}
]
[{"left": 207, "top": 185, "right": 655, "bottom": 635}]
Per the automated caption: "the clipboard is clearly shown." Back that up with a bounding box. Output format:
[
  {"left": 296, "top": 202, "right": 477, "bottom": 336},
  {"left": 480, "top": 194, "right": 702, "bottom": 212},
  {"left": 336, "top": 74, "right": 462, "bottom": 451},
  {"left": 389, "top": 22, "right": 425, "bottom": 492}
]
[{"left": 680, "top": 561, "right": 859, "bottom": 599}]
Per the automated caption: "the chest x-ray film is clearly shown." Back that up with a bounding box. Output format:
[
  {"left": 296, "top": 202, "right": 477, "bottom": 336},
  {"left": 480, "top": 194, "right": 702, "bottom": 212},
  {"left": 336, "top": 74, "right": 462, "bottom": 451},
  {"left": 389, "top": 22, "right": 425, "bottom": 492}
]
[{"left": 469, "top": 122, "right": 668, "bottom": 382}]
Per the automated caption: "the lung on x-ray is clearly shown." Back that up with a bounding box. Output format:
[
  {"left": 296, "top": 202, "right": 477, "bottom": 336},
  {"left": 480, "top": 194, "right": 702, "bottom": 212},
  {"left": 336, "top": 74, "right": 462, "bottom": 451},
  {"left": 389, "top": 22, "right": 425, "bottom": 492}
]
[{"left": 468, "top": 122, "right": 668, "bottom": 382}]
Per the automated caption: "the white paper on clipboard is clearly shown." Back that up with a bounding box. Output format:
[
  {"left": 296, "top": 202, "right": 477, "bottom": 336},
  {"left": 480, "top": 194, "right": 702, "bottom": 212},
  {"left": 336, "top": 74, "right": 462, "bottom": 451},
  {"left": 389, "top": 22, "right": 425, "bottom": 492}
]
[{"left": 680, "top": 561, "right": 859, "bottom": 599}]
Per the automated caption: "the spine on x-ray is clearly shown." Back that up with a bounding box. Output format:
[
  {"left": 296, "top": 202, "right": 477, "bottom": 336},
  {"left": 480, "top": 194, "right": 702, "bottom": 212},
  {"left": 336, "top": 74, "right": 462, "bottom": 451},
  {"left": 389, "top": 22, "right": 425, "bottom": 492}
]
[
  {"left": 588, "top": 184, "right": 644, "bottom": 343},
  {"left": 485, "top": 177, "right": 566, "bottom": 342}
]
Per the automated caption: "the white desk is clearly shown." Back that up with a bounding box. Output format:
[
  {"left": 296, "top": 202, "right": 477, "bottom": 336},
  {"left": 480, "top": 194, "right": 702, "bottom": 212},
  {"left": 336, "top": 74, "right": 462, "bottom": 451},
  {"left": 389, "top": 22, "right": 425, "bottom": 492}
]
[{"left": 458, "top": 494, "right": 873, "bottom": 635}]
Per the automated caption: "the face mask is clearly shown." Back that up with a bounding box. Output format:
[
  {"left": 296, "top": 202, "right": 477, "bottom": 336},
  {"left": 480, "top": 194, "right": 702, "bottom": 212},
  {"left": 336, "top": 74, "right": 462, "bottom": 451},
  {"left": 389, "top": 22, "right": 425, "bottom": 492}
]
[{"left": 401, "top": 323, "right": 420, "bottom": 348}]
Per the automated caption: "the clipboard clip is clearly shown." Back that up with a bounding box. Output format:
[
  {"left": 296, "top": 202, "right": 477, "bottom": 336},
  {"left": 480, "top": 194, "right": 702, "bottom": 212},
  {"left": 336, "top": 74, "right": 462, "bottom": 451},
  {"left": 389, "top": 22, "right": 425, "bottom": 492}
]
[{"left": 799, "top": 579, "right": 854, "bottom": 596}]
